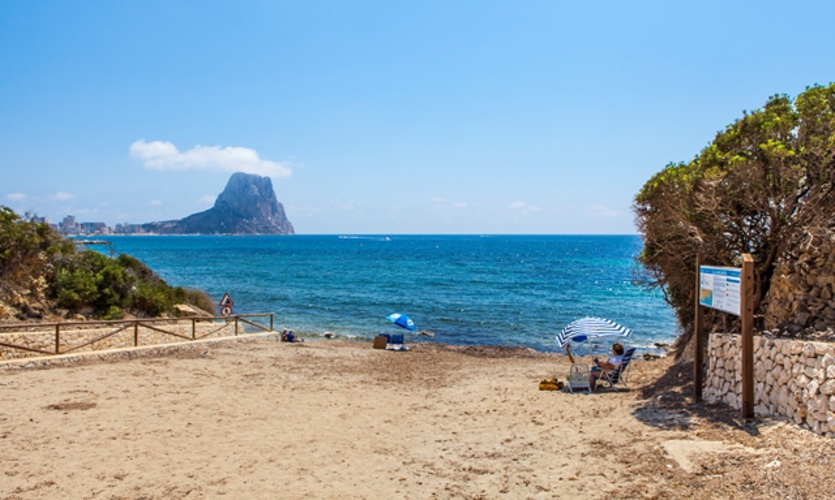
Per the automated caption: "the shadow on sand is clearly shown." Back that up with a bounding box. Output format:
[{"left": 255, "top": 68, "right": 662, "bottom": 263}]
[{"left": 631, "top": 360, "right": 762, "bottom": 437}]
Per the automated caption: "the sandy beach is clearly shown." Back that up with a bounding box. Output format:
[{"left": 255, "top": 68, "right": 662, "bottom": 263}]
[{"left": 2, "top": 338, "right": 835, "bottom": 499}]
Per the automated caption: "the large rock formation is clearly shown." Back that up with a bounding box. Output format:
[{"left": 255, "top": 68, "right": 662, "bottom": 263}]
[{"left": 143, "top": 173, "right": 294, "bottom": 235}]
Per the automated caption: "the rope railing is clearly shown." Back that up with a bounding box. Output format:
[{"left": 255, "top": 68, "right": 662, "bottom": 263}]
[{"left": 0, "top": 313, "right": 276, "bottom": 360}]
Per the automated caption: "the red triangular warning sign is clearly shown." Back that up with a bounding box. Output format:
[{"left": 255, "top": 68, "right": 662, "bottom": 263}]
[{"left": 219, "top": 293, "right": 234, "bottom": 307}]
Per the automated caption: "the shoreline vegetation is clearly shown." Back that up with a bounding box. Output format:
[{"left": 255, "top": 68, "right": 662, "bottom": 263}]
[{"left": 0, "top": 207, "right": 215, "bottom": 323}]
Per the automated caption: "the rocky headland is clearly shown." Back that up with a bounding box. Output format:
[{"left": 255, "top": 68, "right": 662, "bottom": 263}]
[{"left": 143, "top": 172, "right": 294, "bottom": 235}]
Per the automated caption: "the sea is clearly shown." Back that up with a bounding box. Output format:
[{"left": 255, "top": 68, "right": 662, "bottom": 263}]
[{"left": 87, "top": 235, "right": 680, "bottom": 354}]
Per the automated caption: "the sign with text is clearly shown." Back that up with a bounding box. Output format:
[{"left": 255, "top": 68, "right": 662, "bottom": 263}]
[{"left": 699, "top": 266, "right": 741, "bottom": 316}]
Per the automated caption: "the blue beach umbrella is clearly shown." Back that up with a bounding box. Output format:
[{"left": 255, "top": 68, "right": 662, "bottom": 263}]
[
  {"left": 555, "top": 317, "right": 633, "bottom": 348},
  {"left": 386, "top": 313, "right": 417, "bottom": 332}
]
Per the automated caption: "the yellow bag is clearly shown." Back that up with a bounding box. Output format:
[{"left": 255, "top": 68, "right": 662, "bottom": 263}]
[{"left": 539, "top": 378, "right": 564, "bottom": 391}]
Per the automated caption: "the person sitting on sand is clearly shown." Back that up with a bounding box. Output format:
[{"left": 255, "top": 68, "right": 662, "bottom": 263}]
[
  {"left": 589, "top": 342, "right": 624, "bottom": 390},
  {"left": 281, "top": 329, "right": 303, "bottom": 342}
]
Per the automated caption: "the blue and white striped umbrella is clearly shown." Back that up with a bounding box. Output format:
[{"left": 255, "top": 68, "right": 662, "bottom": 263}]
[
  {"left": 386, "top": 313, "right": 417, "bottom": 332},
  {"left": 555, "top": 317, "right": 633, "bottom": 348}
]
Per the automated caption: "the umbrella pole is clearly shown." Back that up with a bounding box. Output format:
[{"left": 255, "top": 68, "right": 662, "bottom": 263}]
[{"left": 565, "top": 344, "right": 576, "bottom": 364}]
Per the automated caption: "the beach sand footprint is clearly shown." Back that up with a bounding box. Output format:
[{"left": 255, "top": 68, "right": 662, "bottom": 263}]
[
  {"left": 660, "top": 439, "right": 761, "bottom": 473},
  {"left": 45, "top": 401, "right": 97, "bottom": 411}
]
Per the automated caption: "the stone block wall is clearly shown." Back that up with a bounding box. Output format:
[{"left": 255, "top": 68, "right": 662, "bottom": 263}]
[
  {"left": 705, "top": 333, "right": 835, "bottom": 437},
  {"left": 763, "top": 227, "right": 835, "bottom": 332}
]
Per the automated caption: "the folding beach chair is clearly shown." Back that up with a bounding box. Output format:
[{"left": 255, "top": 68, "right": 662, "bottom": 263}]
[
  {"left": 595, "top": 347, "right": 636, "bottom": 391},
  {"left": 566, "top": 363, "right": 592, "bottom": 393},
  {"left": 385, "top": 333, "right": 408, "bottom": 351}
]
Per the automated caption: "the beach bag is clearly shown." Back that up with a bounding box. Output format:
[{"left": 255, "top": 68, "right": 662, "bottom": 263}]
[
  {"left": 373, "top": 336, "right": 388, "bottom": 349},
  {"left": 539, "top": 378, "right": 564, "bottom": 391}
]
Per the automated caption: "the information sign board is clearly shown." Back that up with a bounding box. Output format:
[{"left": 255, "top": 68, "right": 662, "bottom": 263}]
[{"left": 699, "top": 266, "right": 741, "bottom": 316}]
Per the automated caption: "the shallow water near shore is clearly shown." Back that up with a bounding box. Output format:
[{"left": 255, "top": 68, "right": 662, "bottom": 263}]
[{"left": 91, "top": 234, "right": 679, "bottom": 353}]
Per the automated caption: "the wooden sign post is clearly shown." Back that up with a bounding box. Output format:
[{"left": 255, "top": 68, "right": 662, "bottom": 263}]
[
  {"left": 694, "top": 253, "right": 704, "bottom": 403},
  {"left": 741, "top": 254, "right": 755, "bottom": 420},
  {"left": 694, "top": 254, "right": 754, "bottom": 420}
]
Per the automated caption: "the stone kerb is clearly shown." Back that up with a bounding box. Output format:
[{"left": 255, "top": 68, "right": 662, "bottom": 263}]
[{"left": 705, "top": 333, "right": 835, "bottom": 437}]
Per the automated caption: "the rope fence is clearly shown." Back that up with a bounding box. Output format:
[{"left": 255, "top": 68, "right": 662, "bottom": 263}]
[{"left": 0, "top": 313, "right": 275, "bottom": 361}]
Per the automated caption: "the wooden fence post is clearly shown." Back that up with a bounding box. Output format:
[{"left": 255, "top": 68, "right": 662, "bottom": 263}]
[
  {"left": 55, "top": 324, "right": 61, "bottom": 355},
  {"left": 741, "top": 254, "right": 755, "bottom": 419},
  {"left": 694, "top": 253, "right": 704, "bottom": 403},
  {"left": 192, "top": 318, "right": 196, "bottom": 340},
  {"left": 134, "top": 322, "right": 139, "bottom": 347}
]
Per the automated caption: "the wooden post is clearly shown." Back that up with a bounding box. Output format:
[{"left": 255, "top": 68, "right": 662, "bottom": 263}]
[
  {"left": 134, "top": 322, "right": 139, "bottom": 347},
  {"left": 270, "top": 314, "right": 274, "bottom": 332},
  {"left": 55, "top": 324, "right": 61, "bottom": 355},
  {"left": 235, "top": 316, "right": 239, "bottom": 336},
  {"left": 741, "top": 254, "right": 755, "bottom": 419},
  {"left": 192, "top": 318, "right": 196, "bottom": 340},
  {"left": 694, "top": 253, "right": 704, "bottom": 403}
]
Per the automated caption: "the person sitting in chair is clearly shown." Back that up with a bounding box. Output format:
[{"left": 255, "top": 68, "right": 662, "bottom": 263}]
[{"left": 589, "top": 342, "right": 625, "bottom": 390}]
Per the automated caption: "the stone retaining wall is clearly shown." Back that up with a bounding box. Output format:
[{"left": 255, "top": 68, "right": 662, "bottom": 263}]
[
  {"left": 705, "top": 333, "right": 835, "bottom": 437},
  {"left": 763, "top": 227, "right": 835, "bottom": 332}
]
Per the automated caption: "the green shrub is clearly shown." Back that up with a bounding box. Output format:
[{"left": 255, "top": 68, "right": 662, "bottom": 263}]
[
  {"left": 182, "top": 288, "right": 216, "bottom": 314},
  {"left": 1, "top": 206, "right": 213, "bottom": 320},
  {"left": 54, "top": 268, "right": 99, "bottom": 310},
  {"left": 101, "top": 305, "right": 124, "bottom": 320},
  {"left": 0, "top": 207, "right": 71, "bottom": 303}
]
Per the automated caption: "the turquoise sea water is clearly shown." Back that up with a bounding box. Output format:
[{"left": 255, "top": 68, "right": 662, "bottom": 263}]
[{"left": 91, "top": 235, "right": 680, "bottom": 353}]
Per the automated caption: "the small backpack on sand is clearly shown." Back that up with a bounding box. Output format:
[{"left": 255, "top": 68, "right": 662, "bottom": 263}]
[{"left": 539, "top": 378, "right": 565, "bottom": 391}]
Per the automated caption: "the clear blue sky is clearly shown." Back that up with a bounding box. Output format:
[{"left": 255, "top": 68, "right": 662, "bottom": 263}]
[{"left": 2, "top": 1, "right": 833, "bottom": 234}]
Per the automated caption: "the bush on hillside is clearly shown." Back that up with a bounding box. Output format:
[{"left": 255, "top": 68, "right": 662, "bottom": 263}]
[
  {"left": 0, "top": 207, "right": 72, "bottom": 316},
  {"left": 634, "top": 83, "right": 835, "bottom": 355},
  {"left": 0, "top": 206, "right": 212, "bottom": 320},
  {"left": 182, "top": 288, "right": 217, "bottom": 315}
]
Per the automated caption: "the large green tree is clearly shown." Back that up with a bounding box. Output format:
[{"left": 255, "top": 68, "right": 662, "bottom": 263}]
[{"left": 634, "top": 83, "right": 835, "bottom": 353}]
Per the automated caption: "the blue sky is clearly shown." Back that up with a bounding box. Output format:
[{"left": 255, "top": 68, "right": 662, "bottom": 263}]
[{"left": 2, "top": 1, "right": 834, "bottom": 234}]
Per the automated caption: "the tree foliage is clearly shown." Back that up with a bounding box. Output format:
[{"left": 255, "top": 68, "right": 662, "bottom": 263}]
[
  {"left": 0, "top": 207, "right": 214, "bottom": 319},
  {"left": 634, "top": 84, "right": 835, "bottom": 353}
]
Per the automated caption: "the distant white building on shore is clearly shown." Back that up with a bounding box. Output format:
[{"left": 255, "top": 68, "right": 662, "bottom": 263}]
[
  {"left": 114, "top": 223, "right": 145, "bottom": 234},
  {"left": 51, "top": 215, "right": 150, "bottom": 236},
  {"left": 60, "top": 215, "right": 78, "bottom": 235},
  {"left": 57, "top": 215, "right": 114, "bottom": 236}
]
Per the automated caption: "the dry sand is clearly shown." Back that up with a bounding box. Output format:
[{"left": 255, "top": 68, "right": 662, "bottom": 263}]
[{"left": 2, "top": 339, "right": 835, "bottom": 499}]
